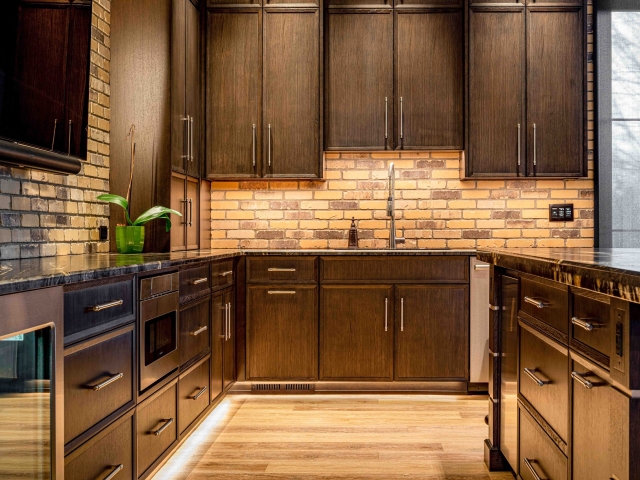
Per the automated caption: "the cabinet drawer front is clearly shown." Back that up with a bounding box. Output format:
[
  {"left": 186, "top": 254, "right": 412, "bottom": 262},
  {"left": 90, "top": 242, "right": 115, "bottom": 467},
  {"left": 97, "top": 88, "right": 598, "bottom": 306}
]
[
  {"left": 571, "top": 289, "right": 611, "bottom": 367},
  {"left": 211, "top": 259, "right": 235, "bottom": 289},
  {"left": 520, "top": 276, "right": 569, "bottom": 337},
  {"left": 65, "top": 413, "right": 133, "bottom": 480},
  {"left": 180, "top": 264, "right": 211, "bottom": 301},
  {"left": 519, "top": 325, "right": 568, "bottom": 443},
  {"left": 519, "top": 406, "right": 568, "bottom": 480},
  {"left": 320, "top": 256, "right": 469, "bottom": 283},
  {"left": 247, "top": 256, "right": 317, "bottom": 283},
  {"left": 64, "top": 277, "right": 135, "bottom": 344},
  {"left": 179, "top": 357, "right": 211, "bottom": 434},
  {"left": 137, "top": 382, "right": 178, "bottom": 477},
  {"left": 64, "top": 328, "right": 134, "bottom": 445},
  {"left": 180, "top": 297, "right": 211, "bottom": 366}
]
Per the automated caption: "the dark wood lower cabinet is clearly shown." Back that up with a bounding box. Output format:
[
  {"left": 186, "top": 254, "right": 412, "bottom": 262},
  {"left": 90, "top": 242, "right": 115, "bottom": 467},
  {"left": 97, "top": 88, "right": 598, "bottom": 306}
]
[
  {"left": 394, "top": 285, "right": 468, "bottom": 380},
  {"left": 211, "top": 291, "right": 225, "bottom": 401},
  {"left": 519, "top": 405, "right": 567, "bottom": 480},
  {"left": 247, "top": 285, "right": 318, "bottom": 380},
  {"left": 179, "top": 296, "right": 211, "bottom": 366},
  {"left": 179, "top": 356, "right": 211, "bottom": 435},
  {"left": 320, "top": 285, "right": 394, "bottom": 380}
]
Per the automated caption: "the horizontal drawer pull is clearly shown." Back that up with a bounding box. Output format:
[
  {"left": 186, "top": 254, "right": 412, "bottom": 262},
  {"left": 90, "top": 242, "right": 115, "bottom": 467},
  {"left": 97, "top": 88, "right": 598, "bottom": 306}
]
[
  {"left": 219, "top": 271, "right": 233, "bottom": 277},
  {"left": 190, "top": 278, "right": 208, "bottom": 285},
  {"left": 474, "top": 264, "right": 490, "bottom": 270},
  {"left": 524, "top": 367, "right": 547, "bottom": 387},
  {"left": 524, "top": 296, "right": 548, "bottom": 309},
  {"left": 489, "top": 303, "right": 500, "bottom": 311},
  {"left": 91, "top": 372, "right": 124, "bottom": 391},
  {"left": 268, "top": 290, "right": 296, "bottom": 295},
  {"left": 88, "top": 299, "right": 124, "bottom": 312},
  {"left": 571, "top": 371, "right": 594, "bottom": 389},
  {"left": 190, "top": 325, "right": 208, "bottom": 336},
  {"left": 523, "top": 458, "right": 543, "bottom": 480},
  {"left": 191, "top": 386, "right": 208, "bottom": 400},
  {"left": 102, "top": 464, "right": 124, "bottom": 480},
  {"left": 268, "top": 268, "right": 296, "bottom": 272},
  {"left": 152, "top": 418, "right": 174, "bottom": 436},
  {"left": 572, "top": 317, "right": 595, "bottom": 332}
]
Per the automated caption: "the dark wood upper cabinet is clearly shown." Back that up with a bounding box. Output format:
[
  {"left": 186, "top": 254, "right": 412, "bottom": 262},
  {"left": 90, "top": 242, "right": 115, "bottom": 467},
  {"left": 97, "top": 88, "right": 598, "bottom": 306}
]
[
  {"left": 320, "top": 285, "right": 394, "bottom": 380},
  {"left": 325, "top": 11, "right": 393, "bottom": 150},
  {"left": 526, "top": 8, "right": 584, "bottom": 177},
  {"left": 263, "top": 9, "right": 321, "bottom": 178},
  {"left": 186, "top": 0, "right": 202, "bottom": 178},
  {"left": 467, "top": 8, "right": 525, "bottom": 177},
  {"left": 395, "top": 11, "right": 463, "bottom": 150},
  {"left": 395, "top": 285, "right": 468, "bottom": 380},
  {"left": 206, "top": 10, "right": 262, "bottom": 179}
]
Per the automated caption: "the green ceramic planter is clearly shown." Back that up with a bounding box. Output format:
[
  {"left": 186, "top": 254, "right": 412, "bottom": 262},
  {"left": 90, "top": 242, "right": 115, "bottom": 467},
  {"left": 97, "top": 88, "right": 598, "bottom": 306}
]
[{"left": 115, "top": 225, "right": 145, "bottom": 254}]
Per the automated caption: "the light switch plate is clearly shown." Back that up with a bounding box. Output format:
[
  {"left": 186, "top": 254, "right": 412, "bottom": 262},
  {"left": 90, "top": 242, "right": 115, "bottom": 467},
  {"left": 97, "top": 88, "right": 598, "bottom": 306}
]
[{"left": 549, "top": 204, "right": 574, "bottom": 222}]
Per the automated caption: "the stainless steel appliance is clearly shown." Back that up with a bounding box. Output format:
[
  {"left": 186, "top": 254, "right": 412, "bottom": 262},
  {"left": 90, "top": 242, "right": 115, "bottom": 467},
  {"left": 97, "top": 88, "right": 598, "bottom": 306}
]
[
  {"left": 470, "top": 258, "right": 490, "bottom": 385},
  {"left": 139, "top": 273, "right": 180, "bottom": 391},
  {"left": 0, "top": 287, "right": 64, "bottom": 479}
]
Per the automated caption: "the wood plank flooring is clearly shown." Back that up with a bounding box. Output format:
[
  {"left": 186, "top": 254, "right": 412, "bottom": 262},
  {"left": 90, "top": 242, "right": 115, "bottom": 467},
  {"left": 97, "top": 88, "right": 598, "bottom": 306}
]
[{"left": 153, "top": 394, "right": 515, "bottom": 480}]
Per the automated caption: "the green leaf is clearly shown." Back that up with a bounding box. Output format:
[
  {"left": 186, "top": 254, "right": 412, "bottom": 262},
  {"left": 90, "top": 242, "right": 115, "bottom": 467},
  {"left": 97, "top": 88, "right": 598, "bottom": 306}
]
[
  {"left": 132, "top": 206, "right": 182, "bottom": 232},
  {"left": 97, "top": 194, "right": 132, "bottom": 225}
]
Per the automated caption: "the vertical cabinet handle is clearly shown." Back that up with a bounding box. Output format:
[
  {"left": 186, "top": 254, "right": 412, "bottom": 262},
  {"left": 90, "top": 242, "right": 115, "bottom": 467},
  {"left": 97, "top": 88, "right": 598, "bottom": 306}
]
[
  {"left": 384, "top": 97, "right": 388, "bottom": 141},
  {"left": 181, "top": 199, "right": 188, "bottom": 225},
  {"left": 182, "top": 117, "right": 189, "bottom": 160},
  {"left": 252, "top": 124, "right": 256, "bottom": 168},
  {"left": 533, "top": 123, "right": 537, "bottom": 167},
  {"left": 268, "top": 124, "right": 271, "bottom": 168},
  {"left": 523, "top": 458, "right": 543, "bottom": 480},
  {"left": 400, "top": 97, "right": 404, "bottom": 140},
  {"left": 188, "top": 199, "right": 193, "bottom": 227},
  {"left": 401, "top": 297, "right": 404, "bottom": 332},
  {"left": 227, "top": 303, "right": 232, "bottom": 341},
  {"left": 517, "top": 123, "right": 521, "bottom": 168},
  {"left": 385, "top": 298, "right": 388, "bottom": 332},
  {"left": 190, "top": 116, "right": 194, "bottom": 162},
  {"left": 102, "top": 464, "right": 124, "bottom": 480},
  {"left": 68, "top": 120, "right": 72, "bottom": 155}
]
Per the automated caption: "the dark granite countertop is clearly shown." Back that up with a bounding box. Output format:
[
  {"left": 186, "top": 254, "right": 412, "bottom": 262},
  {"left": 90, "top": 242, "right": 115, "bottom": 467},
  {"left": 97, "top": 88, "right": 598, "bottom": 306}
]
[
  {"left": 0, "top": 248, "right": 476, "bottom": 296},
  {"left": 477, "top": 248, "right": 640, "bottom": 303}
]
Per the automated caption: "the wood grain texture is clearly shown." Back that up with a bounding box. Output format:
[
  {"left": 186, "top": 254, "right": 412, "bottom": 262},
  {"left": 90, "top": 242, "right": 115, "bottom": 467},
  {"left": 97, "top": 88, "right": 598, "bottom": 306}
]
[
  {"left": 518, "top": 405, "right": 567, "bottom": 480},
  {"left": 179, "top": 357, "right": 211, "bottom": 434},
  {"left": 152, "top": 394, "right": 516, "bottom": 480},
  {"left": 172, "top": 0, "right": 187, "bottom": 174},
  {"left": 180, "top": 297, "right": 211, "bottom": 366},
  {"left": 395, "top": 285, "right": 468, "bottom": 380},
  {"left": 171, "top": 173, "right": 187, "bottom": 251},
  {"left": 320, "top": 285, "right": 394, "bottom": 380},
  {"left": 325, "top": 11, "right": 393, "bottom": 150},
  {"left": 395, "top": 11, "right": 463, "bottom": 150},
  {"left": 526, "top": 8, "right": 584, "bottom": 177},
  {"left": 520, "top": 275, "right": 569, "bottom": 336},
  {"left": 467, "top": 8, "right": 525, "bottom": 177},
  {"left": 211, "top": 291, "right": 225, "bottom": 401},
  {"left": 206, "top": 10, "right": 262, "bottom": 178},
  {"left": 185, "top": 0, "right": 201, "bottom": 178},
  {"left": 247, "top": 256, "right": 318, "bottom": 284},
  {"left": 571, "top": 289, "right": 611, "bottom": 367},
  {"left": 186, "top": 175, "right": 199, "bottom": 249},
  {"left": 179, "top": 263, "right": 211, "bottom": 302},
  {"left": 263, "top": 9, "right": 320, "bottom": 178},
  {"left": 247, "top": 285, "right": 318, "bottom": 380}
]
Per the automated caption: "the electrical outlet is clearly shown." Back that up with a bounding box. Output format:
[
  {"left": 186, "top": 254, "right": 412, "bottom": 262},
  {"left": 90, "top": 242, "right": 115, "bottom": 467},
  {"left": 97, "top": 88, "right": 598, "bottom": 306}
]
[
  {"left": 549, "top": 204, "right": 574, "bottom": 222},
  {"left": 99, "top": 226, "right": 108, "bottom": 241}
]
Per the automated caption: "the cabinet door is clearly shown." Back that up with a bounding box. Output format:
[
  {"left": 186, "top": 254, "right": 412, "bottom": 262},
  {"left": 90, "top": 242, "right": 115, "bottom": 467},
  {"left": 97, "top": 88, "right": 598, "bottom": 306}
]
[
  {"left": 320, "top": 285, "right": 393, "bottom": 380},
  {"left": 185, "top": 0, "right": 201, "bottom": 178},
  {"left": 170, "top": 173, "right": 186, "bottom": 251},
  {"left": 211, "top": 292, "right": 224, "bottom": 401},
  {"left": 263, "top": 9, "right": 320, "bottom": 178},
  {"left": 223, "top": 289, "right": 236, "bottom": 390},
  {"left": 467, "top": 8, "right": 525, "bottom": 177},
  {"left": 206, "top": 11, "right": 261, "bottom": 178},
  {"left": 395, "top": 285, "right": 468, "bottom": 380},
  {"left": 247, "top": 285, "right": 318, "bottom": 380},
  {"left": 325, "top": 11, "right": 393, "bottom": 150},
  {"left": 172, "top": 0, "right": 187, "bottom": 174},
  {"left": 527, "top": 9, "right": 584, "bottom": 176},
  {"left": 396, "top": 11, "right": 463, "bottom": 150},
  {"left": 186, "top": 176, "right": 199, "bottom": 250}
]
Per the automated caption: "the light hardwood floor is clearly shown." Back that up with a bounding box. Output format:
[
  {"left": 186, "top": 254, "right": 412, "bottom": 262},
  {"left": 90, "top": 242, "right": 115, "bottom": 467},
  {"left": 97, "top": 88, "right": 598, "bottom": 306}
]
[{"left": 153, "top": 394, "right": 515, "bottom": 480}]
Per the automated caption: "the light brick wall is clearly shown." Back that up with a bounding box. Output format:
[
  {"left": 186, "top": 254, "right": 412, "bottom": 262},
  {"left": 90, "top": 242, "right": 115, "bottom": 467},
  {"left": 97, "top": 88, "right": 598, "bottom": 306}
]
[{"left": 0, "top": 0, "right": 111, "bottom": 259}]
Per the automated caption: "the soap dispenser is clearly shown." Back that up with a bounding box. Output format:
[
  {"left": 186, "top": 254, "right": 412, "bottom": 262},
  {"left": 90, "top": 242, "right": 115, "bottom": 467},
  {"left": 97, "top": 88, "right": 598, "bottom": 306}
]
[{"left": 348, "top": 217, "right": 358, "bottom": 249}]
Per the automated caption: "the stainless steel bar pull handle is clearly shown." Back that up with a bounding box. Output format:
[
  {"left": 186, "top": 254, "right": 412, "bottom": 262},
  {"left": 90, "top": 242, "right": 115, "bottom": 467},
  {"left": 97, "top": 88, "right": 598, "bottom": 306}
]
[
  {"left": 268, "top": 290, "right": 296, "bottom": 295},
  {"left": 181, "top": 199, "right": 188, "bottom": 225},
  {"left": 191, "top": 278, "right": 208, "bottom": 285},
  {"left": 91, "top": 373, "right": 124, "bottom": 391},
  {"left": 401, "top": 297, "right": 404, "bottom": 332},
  {"left": 227, "top": 303, "right": 232, "bottom": 340},
  {"left": 102, "top": 464, "right": 124, "bottom": 480},
  {"left": 572, "top": 317, "right": 594, "bottom": 332},
  {"left": 533, "top": 123, "right": 537, "bottom": 166},
  {"left": 88, "top": 300, "right": 124, "bottom": 312},
  {"left": 523, "top": 458, "right": 543, "bottom": 480},
  {"left": 400, "top": 97, "right": 404, "bottom": 140},
  {"left": 153, "top": 418, "right": 174, "bottom": 436},
  {"left": 268, "top": 268, "right": 296, "bottom": 272},
  {"left": 190, "top": 116, "right": 194, "bottom": 161},
  {"left": 571, "top": 371, "right": 594, "bottom": 389},
  {"left": 474, "top": 264, "right": 490, "bottom": 270},
  {"left": 220, "top": 271, "right": 234, "bottom": 277},
  {"left": 252, "top": 124, "right": 256, "bottom": 168},
  {"left": 191, "top": 386, "right": 208, "bottom": 400},
  {"left": 182, "top": 117, "right": 189, "bottom": 159},
  {"left": 188, "top": 198, "right": 193, "bottom": 227},
  {"left": 385, "top": 298, "right": 388, "bottom": 332},
  {"left": 268, "top": 124, "right": 271, "bottom": 167},
  {"left": 68, "top": 120, "right": 72, "bottom": 155},
  {"left": 524, "top": 296, "right": 547, "bottom": 309},
  {"left": 517, "top": 123, "right": 521, "bottom": 167},
  {"left": 190, "top": 325, "right": 208, "bottom": 336},
  {"left": 385, "top": 97, "right": 388, "bottom": 140},
  {"left": 524, "top": 368, "right": 546, "bottom": 387}
]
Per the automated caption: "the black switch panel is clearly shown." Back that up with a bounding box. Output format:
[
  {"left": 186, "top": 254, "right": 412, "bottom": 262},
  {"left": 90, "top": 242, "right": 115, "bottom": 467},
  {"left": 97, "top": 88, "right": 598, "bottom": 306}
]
[
  {"left": 549, "top": 204, "right": 574, "bottom": 222},
  {"left": 99, "top": 226, "right": 108, "bottom": 241},
  {"left": 616, "top": 322, "right": 624, "bottom": 357}
]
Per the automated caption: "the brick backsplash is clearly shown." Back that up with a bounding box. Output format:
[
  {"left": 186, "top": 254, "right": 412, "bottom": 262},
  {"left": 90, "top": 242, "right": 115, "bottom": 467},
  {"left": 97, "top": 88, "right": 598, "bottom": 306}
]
[{"left": 0, "top": 0, "right": 111, "bottom": 259}]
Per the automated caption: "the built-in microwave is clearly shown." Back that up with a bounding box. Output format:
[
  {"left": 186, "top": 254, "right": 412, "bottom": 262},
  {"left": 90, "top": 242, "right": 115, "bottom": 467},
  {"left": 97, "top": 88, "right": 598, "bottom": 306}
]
[{"left": 139, "top": 273, "right": 180, "bottom": 392}]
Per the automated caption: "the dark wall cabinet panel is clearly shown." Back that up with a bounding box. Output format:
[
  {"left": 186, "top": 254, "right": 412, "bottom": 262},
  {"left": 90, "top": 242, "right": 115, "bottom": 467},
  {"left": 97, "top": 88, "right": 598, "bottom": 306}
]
[
  {"left": 320, "top": 285, "right": 394, "bottom": 380},
  {"left": 526, "top": 9, "right": 584, "bottom": 177},
  {"left": 206, "top": 11, "right": 262, "bottom": 179},
  {"left": 325, "top": 11, "right": 393, "bottom": 150},
  {"left": 263, "top": 9, "right": 321, "bottom": 178},
  {"left": 468, "top": 8, "right": 525, "bottom": 177},
  {"left": 395, "top": 285, "right": 468, "bottom": 380},
  {"left": 186, "top": 0, "right": 202, "bottom": 178},
  {"left": 396, "top": 11, "right": 463, "bottom": 150}
]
